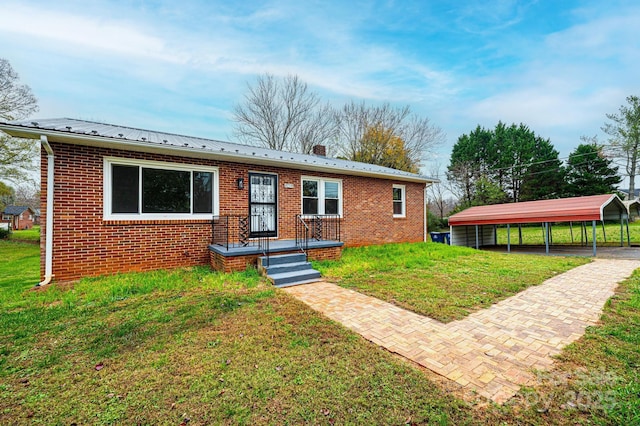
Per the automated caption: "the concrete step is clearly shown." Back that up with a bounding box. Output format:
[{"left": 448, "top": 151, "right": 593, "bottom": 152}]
[
  {"left": 260, "top": 252, "right": 306, "bottom": 267},
  {"left": 269, "top": 269, "right": 322, "bottom": 287},
  {"left": 265, "top": 261, "right": 313, "bottom": 275}
]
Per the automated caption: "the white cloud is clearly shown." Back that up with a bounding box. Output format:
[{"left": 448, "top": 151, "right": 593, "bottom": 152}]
[{"left": 0, "top": 4, "right": 188, "bottom": 64}]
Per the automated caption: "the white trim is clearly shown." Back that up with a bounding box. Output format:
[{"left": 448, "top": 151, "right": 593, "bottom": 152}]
[
  {"left": 103, "top": 157, "right": 219, "bottom": 221},
  {"left": 393, "top": 184, "right": 406, "bottom": 218},
  {"left": 301, "top": 176, "right": 343, "bottom": 217}
]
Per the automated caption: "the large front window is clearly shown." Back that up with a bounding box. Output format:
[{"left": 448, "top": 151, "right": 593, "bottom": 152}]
[
  {"left": 302, "top": 177, "right": 342, "bottom": 216},
  {"left": 105, "top": 158, "right": 218, "bottom": 220}
]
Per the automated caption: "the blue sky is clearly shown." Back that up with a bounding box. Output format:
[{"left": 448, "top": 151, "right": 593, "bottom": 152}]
[{"left": 1, "top": 0, "right": 639, "bottom": 175}]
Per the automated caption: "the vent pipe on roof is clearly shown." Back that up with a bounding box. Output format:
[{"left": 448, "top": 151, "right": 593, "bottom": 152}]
[{"left": 38, "top": 135, "right": 55, "bottom": 287}]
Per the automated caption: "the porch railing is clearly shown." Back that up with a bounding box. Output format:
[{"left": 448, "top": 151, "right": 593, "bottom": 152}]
[
  {"left": 211, "top": 215, "right": 270, "bottom": 265},
  {"left": 295, "top": 214, "right": 341, "bottom": 260}
]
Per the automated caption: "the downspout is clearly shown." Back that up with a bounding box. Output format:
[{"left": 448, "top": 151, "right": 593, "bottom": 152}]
[
  {"left": 423, "top": 183, "right": 432, "bottom": 242},
  {"left": 37, "top": 135, "right": 54, "bottom": 287}
]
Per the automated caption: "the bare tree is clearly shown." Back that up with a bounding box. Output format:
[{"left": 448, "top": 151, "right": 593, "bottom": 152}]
[
  {"left": 0, "top": 58, "right": 39, "bottom": 182},
  {"left": 0, "top": 58, "right": 38, "bottom": 121},
  {"left": 426, "top": 162, "right": 449, "bottom": 219},
  {"left": 335, "top": 100, "right": 444, "bottom": 170},
  {"left": 603, "top": 95, "right": 640, "bottom": 199},
  {"left": 232, "top": 74, "right": 336, "bottom": 154},
  {"left": 294, "top": 102, "right": 338, "bottom": 155},
  {"left": 13, "top": 181, "right": 40, "bottom": 210}
]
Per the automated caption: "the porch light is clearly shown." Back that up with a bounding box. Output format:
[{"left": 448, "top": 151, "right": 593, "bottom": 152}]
[{"left": 236, "top": 178, "right": 244, "bottom": 190}]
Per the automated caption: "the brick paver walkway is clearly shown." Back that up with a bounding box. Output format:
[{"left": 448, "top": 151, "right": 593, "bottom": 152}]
[{"left": 284, "top": 259, "right": 640, "bottom": 403}]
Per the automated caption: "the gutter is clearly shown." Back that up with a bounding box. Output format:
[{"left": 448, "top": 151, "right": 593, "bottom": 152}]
[{"left": 37, "top": 135, "right": 54, "bottom": 287}]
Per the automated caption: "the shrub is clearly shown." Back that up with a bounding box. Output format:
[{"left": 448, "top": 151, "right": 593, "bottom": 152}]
[{"left": 427, "top": 211, "right": 448, "bottom": 231}]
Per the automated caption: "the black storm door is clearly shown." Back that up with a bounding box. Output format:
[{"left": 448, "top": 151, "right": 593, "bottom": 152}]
[{"left": 249, "top": 173, "right": 277, "bottom": 237}]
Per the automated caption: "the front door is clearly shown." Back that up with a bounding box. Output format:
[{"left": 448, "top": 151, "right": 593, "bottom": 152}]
[{"left": 249, "top": 172, "right": 277, "bottom": 237}]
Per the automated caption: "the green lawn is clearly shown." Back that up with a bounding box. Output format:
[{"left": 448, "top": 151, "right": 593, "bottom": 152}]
[
  {"left": 1, "top": 241, "right": 638, "bottom": 425},
  {"left": 8, "top": 225, "right": 40, "bottom": 243},
  {"left": 494, "top": 221, "right": 640, "bottom": 246},
  {"left": 0, "top": 241, "right": 472, "bottom": 425},
  {"left": 314, "top": 242, "right": 589, "bottom": 322}
]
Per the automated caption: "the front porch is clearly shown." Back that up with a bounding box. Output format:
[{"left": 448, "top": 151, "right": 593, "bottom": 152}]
[{"left": 208, "top": 214, "right": 343, "bottom": 273}]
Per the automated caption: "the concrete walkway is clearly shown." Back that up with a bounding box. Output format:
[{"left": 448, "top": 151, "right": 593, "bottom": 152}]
[{"left": 284, "top": 259, "right": 640, "bottom": 403}]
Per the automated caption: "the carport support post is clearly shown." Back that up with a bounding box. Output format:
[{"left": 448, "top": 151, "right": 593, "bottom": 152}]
[
  {"left": 544, "top": 222, "right": 549, "bottom": 254},
  {"left": 518, "top": 225, "right": 522, "bottom": 245},
  {"left": 626, "top": 217, "right": 631, "bottom": 247},
  {"left": 620, "top": 216, "right": 624, "bottom": 247},
  {"left": 475, "top": 225, "right": 479, "bottom": 249},
  {"left": 592, "top": 220, "right": 597, "bottom": 256},
  {"left": 569, "top": 221, "right": 574, "bottom": 243},
  {"left": 507, "top": 224, "right": 511, "bottom": 253}
]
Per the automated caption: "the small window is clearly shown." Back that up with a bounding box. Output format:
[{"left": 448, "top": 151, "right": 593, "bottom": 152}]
[
  {"left": 301, "top": 177, "right": 342, "bottom": 216},
  {"left": 193, "top": 171, "right": 213, "bottom": 214},
  {"left": 112, "top": 165, "right": 139, "bottom": 213},
  {"left": 302, "top": 180, "right": 319, "bottom": 215},
  {"left": 393, "top": 184, "right": 405, "bottom": 217},
  {"left": 324, "top": 181, "right": 339, "bottom": 215}
]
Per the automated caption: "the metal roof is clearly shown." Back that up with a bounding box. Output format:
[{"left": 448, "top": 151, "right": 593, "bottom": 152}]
[
  {"left": 449, "top": 194, "right": 627, "bottom": 226},
  {"left": 0, "top": 118, "right": 435, "bottom": 184},
  {"left": 624, "top": 200, "right": 640, "bottom": 219},
  {"left": 3, "top": 205, "right": 32, "bottom": 215}
]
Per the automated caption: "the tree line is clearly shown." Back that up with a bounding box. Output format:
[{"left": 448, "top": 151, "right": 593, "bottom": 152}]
[{"left": 445, "top": 96, "right": 640, "bottom": 210}]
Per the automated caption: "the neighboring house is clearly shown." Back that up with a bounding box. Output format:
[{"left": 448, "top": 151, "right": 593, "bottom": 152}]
[
  {"left": 0, "top": 118, "right": 435, "bottom": 283},
  {"left": 2, "top": 205, "right": 36, "bottom": 230},
  {"left": 619, "top": 188, "right": 640, "bottom": 200}
]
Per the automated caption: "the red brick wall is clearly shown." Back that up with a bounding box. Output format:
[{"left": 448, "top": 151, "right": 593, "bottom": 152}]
[{"left": 41, "top": 142, "right": 426, "bottom": 282}]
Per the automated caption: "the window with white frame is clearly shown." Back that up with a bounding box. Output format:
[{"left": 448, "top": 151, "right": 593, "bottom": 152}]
[
  {"left": 104, "top": 158, "right": 219, "bottom": 220},
  {"left": 301, "top": 177, "right": 342, "bottom": 216},
  {"left": 393, "top": 184, "right": 405, "bottom": 217}
]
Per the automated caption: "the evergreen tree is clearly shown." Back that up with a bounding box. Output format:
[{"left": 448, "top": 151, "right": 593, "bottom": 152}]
[
  {"left": 519, "top": 138, "right": 566, "bottom": 201},
  {"left": 447, "top": 122, "right": 563, "bottom": 204},
  {"left": 565, "top": 142, "right": 621, "bottom": 196}
]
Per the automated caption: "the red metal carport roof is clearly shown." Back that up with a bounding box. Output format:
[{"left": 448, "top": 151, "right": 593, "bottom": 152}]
[{"left": 449, "top": 194, "right": 625, "bottom": 226}]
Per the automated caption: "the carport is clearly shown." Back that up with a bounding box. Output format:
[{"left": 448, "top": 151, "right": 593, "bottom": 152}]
[
  {"left": 448, "top": 194, "right": 631, "bottom": 256},
  {"left": 624, "top": 199, "right": 640, "bottom": 221}
]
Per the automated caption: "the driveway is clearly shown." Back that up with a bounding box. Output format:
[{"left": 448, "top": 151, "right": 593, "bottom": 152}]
[{"left": 484, "top": 244, "right": 640, "bottom": 259}]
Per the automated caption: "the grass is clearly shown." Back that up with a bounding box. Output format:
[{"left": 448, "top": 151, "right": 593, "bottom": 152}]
[
  {"left": 2, "top": 240, "right": 638, "bottom": 425},
  {"left": 314, "top": 242, "right": 589, "bottom": 322},
  {"left": 0, "top": 241, "right": 473, "bottom": 425},
  {"left": 8, "top": 225, "right": 40, "bottom": 243},
  {"left": 0, "top": 241, "right": 40, "bottom": 294},
  {"left": 494, "top": 221, "right": 640, "bottom": 246}
]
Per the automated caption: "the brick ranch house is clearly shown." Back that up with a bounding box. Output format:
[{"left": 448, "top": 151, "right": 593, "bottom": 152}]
[
  {"left": 2, "top": 205, "right": 36, "bottom": 230},
  {"left": 0, "top": 118, "right": 436, "bottom": 284}
]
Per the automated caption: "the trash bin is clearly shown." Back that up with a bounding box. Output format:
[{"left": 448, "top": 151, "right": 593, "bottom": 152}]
[
  {"left": 430, "top": 232, "right": 444, "bottom": 243},
  {"left": 443, "top": 232, "right": 451, "bottom": 245}
]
